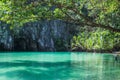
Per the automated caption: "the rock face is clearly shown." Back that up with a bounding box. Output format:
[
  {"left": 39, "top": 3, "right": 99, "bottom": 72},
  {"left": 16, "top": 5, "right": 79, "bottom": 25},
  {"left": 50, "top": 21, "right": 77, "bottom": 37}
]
[
  {"left": 0, "top": 22, "right": 14, "bottom": 51},
  {"left": 0, "top": 20, "right": 74, "bottom": 51}
]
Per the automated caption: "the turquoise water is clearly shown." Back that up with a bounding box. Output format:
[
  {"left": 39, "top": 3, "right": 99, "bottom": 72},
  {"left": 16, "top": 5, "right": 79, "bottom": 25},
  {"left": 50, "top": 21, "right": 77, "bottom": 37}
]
[{"left": 0, "top": 52, "right": 120, "bottom": 80}]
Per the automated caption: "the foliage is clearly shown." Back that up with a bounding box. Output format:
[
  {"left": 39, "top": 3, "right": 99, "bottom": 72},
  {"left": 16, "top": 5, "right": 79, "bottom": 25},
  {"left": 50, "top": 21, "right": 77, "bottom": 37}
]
[
  {"left": 71, "top": 29, "right": 120, "bottom": 50},
  {"left": 54, "top": 38, "right": 68, "bottom": 51},
  {"left": 0, "top": 0, "right": 120, "bottom": 32},
  {"left": 0, "top": 0, "right": 53, "bottom": 28}
]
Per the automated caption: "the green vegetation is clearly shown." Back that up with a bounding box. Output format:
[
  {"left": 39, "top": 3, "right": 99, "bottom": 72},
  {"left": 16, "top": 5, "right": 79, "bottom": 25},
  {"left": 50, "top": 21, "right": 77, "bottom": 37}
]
[
  {"left": 0, "top": 0, "right": 120, "bottom": 52},
  {"left": 0, "top": 0, "right": 120, "bottom": 31},
  {"left": 72, "top": 29, "right": 120, "bottom": 51}
]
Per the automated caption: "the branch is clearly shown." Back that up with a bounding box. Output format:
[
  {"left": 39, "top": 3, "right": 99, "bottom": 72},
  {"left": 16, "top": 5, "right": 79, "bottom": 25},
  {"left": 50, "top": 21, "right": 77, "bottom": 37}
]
[
  {"left": 71, "top": 8, "right": 120, "bottom": 32},
  {"left": 51, "top": 1, "right": 120, "bottom": 32}
]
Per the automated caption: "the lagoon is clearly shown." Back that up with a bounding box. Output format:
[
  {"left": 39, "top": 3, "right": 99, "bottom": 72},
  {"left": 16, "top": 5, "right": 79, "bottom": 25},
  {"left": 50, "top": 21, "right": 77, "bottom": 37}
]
[{"left": 0, "top": 52, "right": 120, "bottom": 80}]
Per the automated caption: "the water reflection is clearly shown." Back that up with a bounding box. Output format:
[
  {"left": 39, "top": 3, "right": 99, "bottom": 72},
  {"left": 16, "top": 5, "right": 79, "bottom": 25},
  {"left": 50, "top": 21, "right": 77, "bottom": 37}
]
[{"left": 0, "top": 52, "right": 120, "bottom": 80}]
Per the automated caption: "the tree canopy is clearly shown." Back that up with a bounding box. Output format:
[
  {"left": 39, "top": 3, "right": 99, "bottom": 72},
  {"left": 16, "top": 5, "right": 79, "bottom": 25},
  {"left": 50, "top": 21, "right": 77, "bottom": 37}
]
[{"left": 0, "top": 0, "right": 120, "bottom": 32}]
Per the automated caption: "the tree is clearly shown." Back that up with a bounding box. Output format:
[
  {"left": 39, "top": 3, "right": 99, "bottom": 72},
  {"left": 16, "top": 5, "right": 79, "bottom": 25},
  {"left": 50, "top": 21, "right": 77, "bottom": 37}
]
[{"left": 0, "top": 0, "right": 120, "bottom": 32}]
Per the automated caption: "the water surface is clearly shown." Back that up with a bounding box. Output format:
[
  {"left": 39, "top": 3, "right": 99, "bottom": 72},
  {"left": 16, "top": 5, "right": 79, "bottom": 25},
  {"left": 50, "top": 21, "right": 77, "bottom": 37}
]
[{"left": 0, "top": 52, "right": 120, "bottom": 80}]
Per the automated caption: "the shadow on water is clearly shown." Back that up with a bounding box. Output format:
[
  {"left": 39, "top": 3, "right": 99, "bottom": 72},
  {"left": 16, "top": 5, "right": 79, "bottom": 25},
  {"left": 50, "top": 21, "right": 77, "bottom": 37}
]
[
  {"left": 0, "top": 54, "right": 120, "bottom": 80},
  {"left": 0, "top": 60, "right": 75, "bottom": 80},
  {"left": 114, "top": 55, "right": 120, "bottom": 62},
  {"left": 0, "top": 60, "right": 72, "bottom": 68}
]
